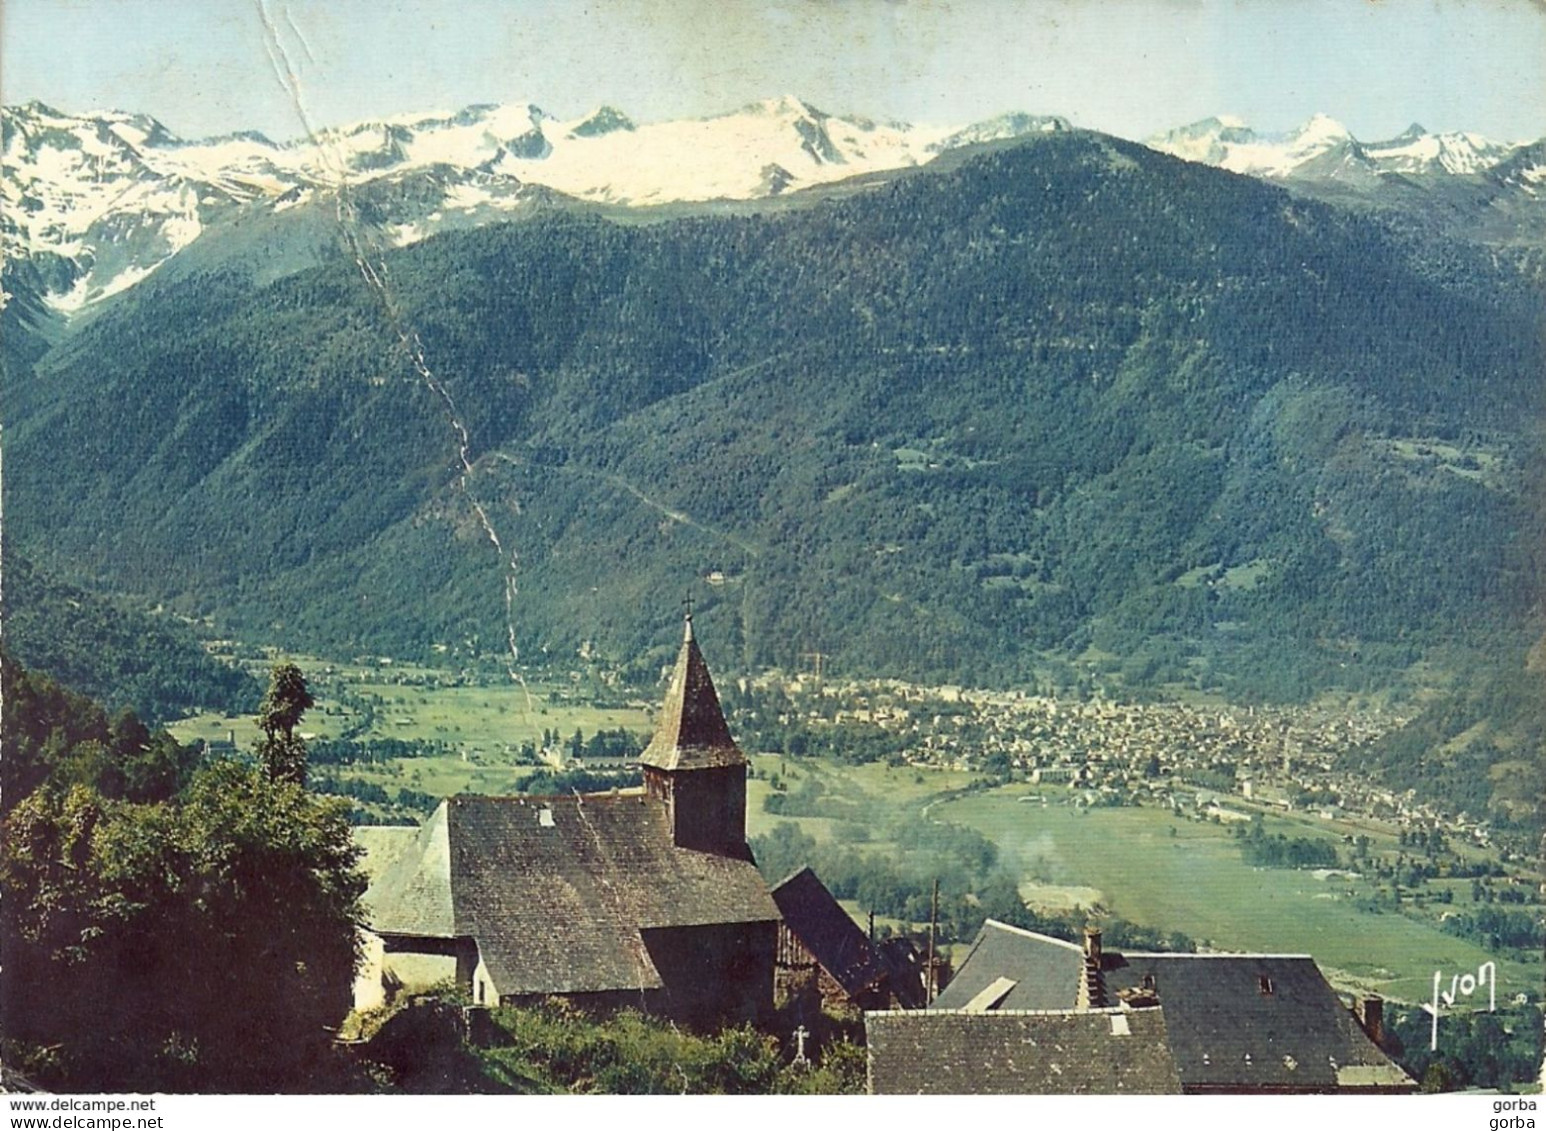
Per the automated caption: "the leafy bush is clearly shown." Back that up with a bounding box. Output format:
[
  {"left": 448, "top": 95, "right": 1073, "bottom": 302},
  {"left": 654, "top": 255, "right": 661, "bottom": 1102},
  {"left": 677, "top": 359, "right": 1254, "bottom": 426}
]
[
  {"left": 1, "top": 762, "right": 365, "bottom": 1091},
  {"left": 477, "top": 1000, "right": 864, "bottom": 1094}
]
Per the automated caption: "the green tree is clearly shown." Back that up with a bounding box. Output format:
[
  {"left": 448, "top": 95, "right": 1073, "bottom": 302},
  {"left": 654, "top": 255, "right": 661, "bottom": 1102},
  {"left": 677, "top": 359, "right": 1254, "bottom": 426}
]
[
  {"left": 258, "top": 662, "right": 315, "bottom": 786},
  {"left": 1, "top": 657, "right": 199, "bottom": 809},
  {"left": 1, "top": 761, "right": 364, "bottom": 1091}
]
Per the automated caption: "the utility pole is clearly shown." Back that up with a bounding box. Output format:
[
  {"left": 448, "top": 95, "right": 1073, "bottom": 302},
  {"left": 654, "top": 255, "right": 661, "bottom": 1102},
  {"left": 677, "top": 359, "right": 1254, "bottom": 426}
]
[{"left": 926, "top": 877, "right": 939, "bottom": 1005}]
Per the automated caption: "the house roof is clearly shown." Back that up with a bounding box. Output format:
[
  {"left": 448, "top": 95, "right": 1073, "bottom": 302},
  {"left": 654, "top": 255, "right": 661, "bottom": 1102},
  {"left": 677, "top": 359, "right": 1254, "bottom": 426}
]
[
  {"left": 930, "top": 919, "right": 1083, "bottom": 1012},
  {"left": 771, "top": 866, "right": 885, "bottom": 996},
  {"left": 363, "top": 793, "right": 779, "bottom": 996},
  {"left": 363, "top": 803, "right": 457, "bottom": 937},
  {"left": 354, "top": 825, "right": 420, "bottom": 886},
  {"left": 639, "top": 614, "right": 745, "bottom": 771},
  {"left": 1103, "top": 953, "right": 1413, "bottom": 1091},
  {"left": 926, "top": 920, "right": 1413, "bottom": 1092},
  {"left": 866, "top": 1007, "right": 1183, "bottom": 1095}
]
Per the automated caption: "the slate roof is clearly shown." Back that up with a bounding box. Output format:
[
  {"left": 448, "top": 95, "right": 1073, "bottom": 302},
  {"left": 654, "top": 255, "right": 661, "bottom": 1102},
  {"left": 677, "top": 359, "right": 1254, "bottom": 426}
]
[
  {"left": 926, "top": 920, "right": 1413, "bottom": 1092},
  {"left": 930, "top": 919, "right": 1083, "bottom": 1012},
  {"left": 364, "top": 803, "right": 456, "bottom": 937},
  {"left": 771, "top": 866, "right": 885, "bottom": 996},
  {"left": 639, "top": 615, "right": 745, "bottom": 771},
  {"left": 1103, "top": 953, "right": 1413, "bottom": 1091},
  {"left": 866, "top": 1008, "right": 1182, "bottom": 1095},
  {"left": 363, "top": 793, "right": 779, "bottom": 996},
  {"left": 353, "top": 825, "right": 420, "bottom": 885}
]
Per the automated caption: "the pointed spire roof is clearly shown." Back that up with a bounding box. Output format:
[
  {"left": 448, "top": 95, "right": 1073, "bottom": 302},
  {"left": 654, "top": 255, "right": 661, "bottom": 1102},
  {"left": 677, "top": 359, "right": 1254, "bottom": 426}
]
[{"left": 639, "top": 613, "right": 745, "bottom": 771}]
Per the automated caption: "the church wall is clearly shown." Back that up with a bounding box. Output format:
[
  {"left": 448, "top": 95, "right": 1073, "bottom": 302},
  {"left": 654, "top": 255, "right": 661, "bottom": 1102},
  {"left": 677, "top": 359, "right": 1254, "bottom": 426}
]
[
  {"left": 353, "top": 930, "right": 389, "bottom": 1013},
  {"left": 471, "top": 953, "right": 496, "bottom": 1008},
  {"left": 388, "top": 952, "right": 459, "bottom": 997},
  {"left": 642, "top": 920, "right": 777, "bottom": 1027},
  {"left": 351, "top": 931, "right": 464, "bottom": 1013}
]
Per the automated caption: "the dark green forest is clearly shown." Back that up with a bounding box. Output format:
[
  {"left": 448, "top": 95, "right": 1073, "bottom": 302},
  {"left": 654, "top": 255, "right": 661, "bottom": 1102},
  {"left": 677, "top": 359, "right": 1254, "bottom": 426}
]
[
  {"left": 1, "top": 555, "right": 258, "bottom": 724},
  {"left": 5, "top": 131, "right": 1542, "bottom": 801}
]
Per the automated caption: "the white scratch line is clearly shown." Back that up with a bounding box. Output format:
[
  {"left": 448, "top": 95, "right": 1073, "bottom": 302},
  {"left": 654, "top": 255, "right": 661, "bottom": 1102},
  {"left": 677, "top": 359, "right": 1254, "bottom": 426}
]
[
  {"left": 253, "top": 0, "right": 531, "bottom": 710},
  {"left": 281, "top": 4, "right": 317, "bottom": 65}
]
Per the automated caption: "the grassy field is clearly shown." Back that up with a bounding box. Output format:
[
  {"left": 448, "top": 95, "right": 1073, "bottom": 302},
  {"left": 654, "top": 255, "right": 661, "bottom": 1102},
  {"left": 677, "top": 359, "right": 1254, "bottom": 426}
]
[
  {"left": 333, "top": 754, "right": 533, "bottom": 800},
  {"left": 740, "top": 759, "right": 1534, "bottom": 1002},
  {"left": 169, "top": 658, "right": 652, "bottom": 761},
  {"left": 744, "top": 753, "right": 982, "bottom": 841},
  {"left": 939, "top": 785, "right": 1536, "bottom": 1003},
  {"left": 336, "top": 679, "right": 649, "bottom": 754},
  {"left": 167, "top": 708, "right": 262, "bottom": 747}
]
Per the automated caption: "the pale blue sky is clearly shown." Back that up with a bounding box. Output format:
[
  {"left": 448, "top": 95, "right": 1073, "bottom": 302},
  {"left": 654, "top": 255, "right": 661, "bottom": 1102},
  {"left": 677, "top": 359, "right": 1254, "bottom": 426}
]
[{"left": 3, "top": 0, "right": 1544, "bottom": 142}]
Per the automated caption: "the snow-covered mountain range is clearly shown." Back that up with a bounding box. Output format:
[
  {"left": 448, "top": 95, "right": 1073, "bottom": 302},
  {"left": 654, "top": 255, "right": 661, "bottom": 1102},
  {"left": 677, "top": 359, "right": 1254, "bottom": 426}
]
[
  {"left": 3, "top": 96, "right": 1540, "bottom": 318},
  {"left": 0, "top": 97, "right": 1067, "bottom": 315},
  {"left": 1146, "top": 113, "right": 1524, "bottom": 180}
]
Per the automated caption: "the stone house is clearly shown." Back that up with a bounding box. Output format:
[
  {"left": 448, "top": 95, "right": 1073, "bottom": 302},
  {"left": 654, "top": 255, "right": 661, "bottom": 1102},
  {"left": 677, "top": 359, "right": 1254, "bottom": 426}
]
[
  {"left": 882, "top": 918, "right": 1415, "bottom": 1094},
  {"left": 770, "top": 865, "right": 927, "bottom": 1016},
  {"left": 867, "top": 1007, "right": 1183, "bottom": 1094}
]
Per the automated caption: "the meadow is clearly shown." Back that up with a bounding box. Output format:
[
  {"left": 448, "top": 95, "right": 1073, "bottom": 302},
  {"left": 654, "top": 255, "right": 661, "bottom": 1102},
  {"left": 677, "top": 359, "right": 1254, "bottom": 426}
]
[
  {"left": 744, "top": 753, "right": 980, "bottom": 842},
  {"left": 739, "top": 754, "right": 1534, "bottom": 1004},
  {"left": 170, "top": 658, "right": 652, "bottom": 760},
  {"left": 938, "top": 787, "right": 1536, "bottom": 1003}
]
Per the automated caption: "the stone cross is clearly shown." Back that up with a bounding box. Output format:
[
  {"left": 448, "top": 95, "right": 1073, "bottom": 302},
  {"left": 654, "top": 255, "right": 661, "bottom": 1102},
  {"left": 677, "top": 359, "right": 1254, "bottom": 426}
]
[{"left": 792, "top": 1024, "right": 810, "bottom": 1065}]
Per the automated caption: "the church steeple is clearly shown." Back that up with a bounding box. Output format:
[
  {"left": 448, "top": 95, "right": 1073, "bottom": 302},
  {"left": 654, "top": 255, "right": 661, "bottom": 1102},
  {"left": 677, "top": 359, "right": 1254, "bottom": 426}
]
[
  {"left": 640, "top": 610, "right": 749, "bottom": 857},
  {"left": 639, "top": 610, "right": 745, "bottom": 772}
]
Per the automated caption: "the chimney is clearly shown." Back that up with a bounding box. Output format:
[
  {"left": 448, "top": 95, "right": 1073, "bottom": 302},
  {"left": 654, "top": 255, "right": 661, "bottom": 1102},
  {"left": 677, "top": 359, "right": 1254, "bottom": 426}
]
[
  {"left": 1083, "top": 925, "right": 1103, "bottom": 967},
  {"left": 1076, "top": 926, "right": 1106, "bottom": 1010},
  {"left": 1354, "top": 994, "right": 1385, "bottom": 1047}
]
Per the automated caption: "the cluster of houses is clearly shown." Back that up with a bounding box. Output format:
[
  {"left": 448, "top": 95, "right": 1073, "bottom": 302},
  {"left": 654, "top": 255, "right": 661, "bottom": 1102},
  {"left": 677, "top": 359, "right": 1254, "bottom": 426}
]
[
  {"left": 351, "top": 615, "right": 1415, "bottom": 1094},
  {"left": 871, "top": 920, "right": 1411, "bottom": 1094},
  {"left": 769, "top": 675, "right": 1389, "bottom": 777},
  {"left": 744, "top": 676, "right": 1507, "bottom": 856}
]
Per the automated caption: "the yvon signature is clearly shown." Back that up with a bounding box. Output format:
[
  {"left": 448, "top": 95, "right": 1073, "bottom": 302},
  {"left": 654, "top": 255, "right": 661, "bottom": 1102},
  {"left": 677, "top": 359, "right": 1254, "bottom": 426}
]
[{"left": 1421, "top": 961, "right": 1496, "bottom": 1051}]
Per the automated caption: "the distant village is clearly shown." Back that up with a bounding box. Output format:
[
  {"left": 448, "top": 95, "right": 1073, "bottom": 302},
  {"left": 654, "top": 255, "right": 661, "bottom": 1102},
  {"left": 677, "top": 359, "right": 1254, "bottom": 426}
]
[
  {"left": 713, "top": 674, "right": 1520, "bottom": 863},
  {"left": 285, "top": 638, "right": 1524, "bottom": 865}
]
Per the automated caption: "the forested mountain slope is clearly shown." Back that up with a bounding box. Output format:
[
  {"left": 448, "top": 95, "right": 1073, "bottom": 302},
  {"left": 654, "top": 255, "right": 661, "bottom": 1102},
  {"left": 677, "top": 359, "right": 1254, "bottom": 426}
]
[
  {"left": 0, "top": 556, "right": 259, "bottom": 724},
  {"left": 6, "top": 130, "right": 1542, "bottom": 697}
]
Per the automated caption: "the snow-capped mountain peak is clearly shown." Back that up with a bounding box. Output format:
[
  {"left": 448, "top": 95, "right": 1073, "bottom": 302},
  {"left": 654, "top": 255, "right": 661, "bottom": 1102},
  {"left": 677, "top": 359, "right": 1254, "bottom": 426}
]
[
  {"left": 930, "top": 111, "right": 1070, "bottom": 152},
  {"left": 6, "top": 97, "right": 1538, "bottom": 318},
  {"left": 1361, "top": 126, "right": 1518, "bottom": 176},
  {"left": 569, "top": 106, "right": 635, "bottom": 138},
  {"left": 1487, "top": 139, "right": 1546, "bottom": 196},
  {"left": 741, "top": 94, "right": 829, "bottom": 120},
  {"left": 1147, "top": 112, "right": 1521, "bottom": 181},
  {"left": 1290, "top": 113, "right": 1351, "bottom": 144},
  {"left": 3, "top": 96, "right": 1066, "bottom": 313}
]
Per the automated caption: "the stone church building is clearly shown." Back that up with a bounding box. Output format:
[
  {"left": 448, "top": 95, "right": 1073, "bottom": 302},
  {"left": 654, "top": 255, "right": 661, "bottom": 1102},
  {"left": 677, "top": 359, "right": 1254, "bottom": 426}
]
[{"left": 352, "top": 614, "right": 780, "bottom": 1026}]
